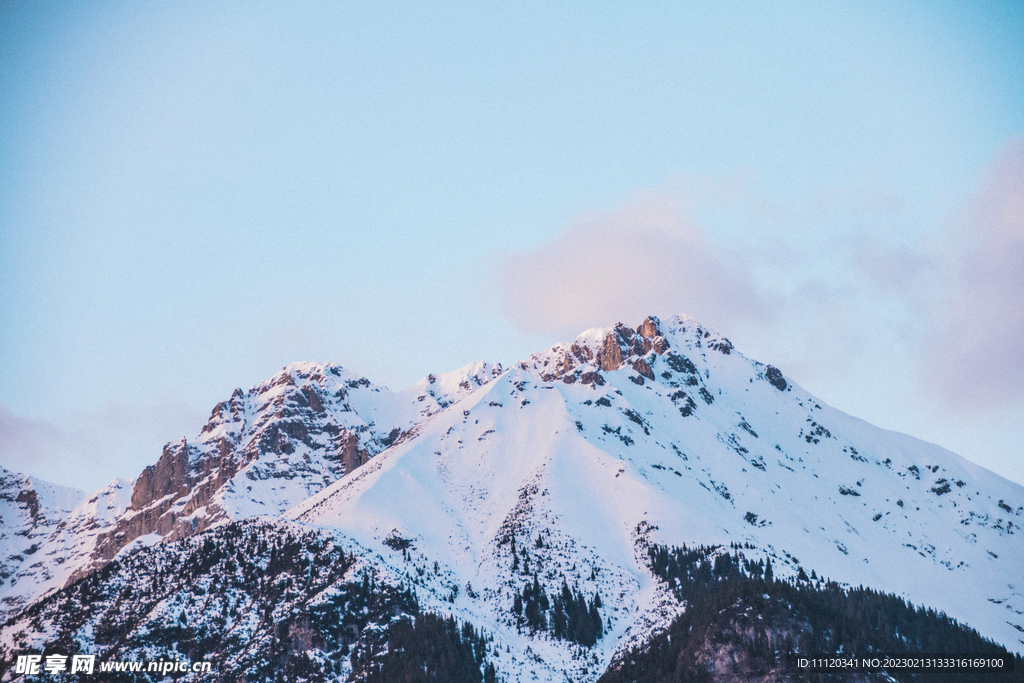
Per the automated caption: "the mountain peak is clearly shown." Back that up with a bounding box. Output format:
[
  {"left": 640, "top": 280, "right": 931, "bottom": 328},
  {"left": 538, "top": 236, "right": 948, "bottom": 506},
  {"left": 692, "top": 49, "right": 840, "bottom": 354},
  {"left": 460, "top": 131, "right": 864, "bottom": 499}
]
[
  {"left": 293, "top": 312, "right": 1023, "bottom": 659},
  {"left": 525, "top": 313, "right": 736, "bottom": 386}
]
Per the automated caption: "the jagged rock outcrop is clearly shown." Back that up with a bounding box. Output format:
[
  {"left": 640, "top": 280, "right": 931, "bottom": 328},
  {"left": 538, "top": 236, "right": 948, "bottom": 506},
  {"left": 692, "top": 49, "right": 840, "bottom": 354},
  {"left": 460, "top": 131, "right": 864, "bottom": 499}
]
[
  {"left": 528, "top": 316, "right": 676, "bottom": 384},
  {"left": 130, "top": 438, "right": 191, "bottom": 510},
  {"left": 89, "top": 363, "right": 420, "bottom": 565}
]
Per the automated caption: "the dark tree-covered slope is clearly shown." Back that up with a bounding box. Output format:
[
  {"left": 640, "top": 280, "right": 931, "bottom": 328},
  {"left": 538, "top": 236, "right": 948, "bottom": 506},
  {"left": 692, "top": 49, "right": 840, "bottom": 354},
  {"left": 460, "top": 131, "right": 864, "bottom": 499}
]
[
  {"left": 600, "top": 544, "right": 1021, "bottom": 683},
  {"left": 1, "top": 520, "right": 496, "bottom": 683}
]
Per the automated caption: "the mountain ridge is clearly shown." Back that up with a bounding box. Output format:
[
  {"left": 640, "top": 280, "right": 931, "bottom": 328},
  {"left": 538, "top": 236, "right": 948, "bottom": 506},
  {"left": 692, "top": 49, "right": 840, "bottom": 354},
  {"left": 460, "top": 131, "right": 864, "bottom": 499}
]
[
  {"left": 0, "top": 359, "right": 502, "bottom": 622},
  {"left": 1, "top": 313, "right": 1022, "bottom": 682}
]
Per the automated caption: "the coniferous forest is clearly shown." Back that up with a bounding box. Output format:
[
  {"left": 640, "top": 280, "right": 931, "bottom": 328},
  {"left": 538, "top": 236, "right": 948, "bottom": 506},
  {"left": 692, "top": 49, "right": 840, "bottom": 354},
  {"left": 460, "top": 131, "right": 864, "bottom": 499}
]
[
  {"left": 599, "top": 543, "right": 1022, "bottom": 683},
  {"left": 3, "top": 521, "right": 494, "bottom": 683},
  {"left": 352, "top": 614, "right": 497, "bottom": 683}
]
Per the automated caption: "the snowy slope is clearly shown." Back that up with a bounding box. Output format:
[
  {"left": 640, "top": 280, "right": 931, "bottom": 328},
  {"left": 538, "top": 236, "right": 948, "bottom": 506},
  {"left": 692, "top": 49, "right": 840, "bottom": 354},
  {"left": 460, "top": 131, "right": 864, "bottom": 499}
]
[
  {"left": 287, "top": 315, "right": 1024, "bottom": 680},
  {"left": 0, "top": 467, "right": 87, "bottom": 620},
  {"left": 0, "top": 477, "right": 133, "bottom": 623}
]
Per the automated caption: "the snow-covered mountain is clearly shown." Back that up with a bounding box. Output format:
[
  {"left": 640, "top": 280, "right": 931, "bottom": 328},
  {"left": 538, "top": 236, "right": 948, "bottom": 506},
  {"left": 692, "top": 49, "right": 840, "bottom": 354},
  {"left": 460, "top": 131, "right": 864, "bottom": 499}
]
[
  {"left": 0, "top": 468, "right": 85, "bottom": 618},
  {"left": 1, "top": 314, "right": 1021, "bottom": 682},
  {"left": 0, "top": 360, "right": 502, "bottom": 621},
  {"left": 285, "top": 315, "right": 1023, "bottom": 676}
]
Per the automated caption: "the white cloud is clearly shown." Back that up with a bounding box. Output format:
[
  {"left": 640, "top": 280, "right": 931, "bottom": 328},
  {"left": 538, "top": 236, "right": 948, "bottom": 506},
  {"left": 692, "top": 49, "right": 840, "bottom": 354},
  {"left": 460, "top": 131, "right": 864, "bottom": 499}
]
[{"left": 921, "top": 137, "right": 1024, "bottom": 410}]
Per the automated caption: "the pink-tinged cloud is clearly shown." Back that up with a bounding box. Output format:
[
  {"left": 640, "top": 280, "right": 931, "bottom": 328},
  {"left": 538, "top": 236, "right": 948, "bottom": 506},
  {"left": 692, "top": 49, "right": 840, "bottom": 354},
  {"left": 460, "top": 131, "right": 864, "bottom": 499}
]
[
  {"left": 0, "top": 407, "right": 81, "bottom": 478},
  {"left": 0, "top": 396, "right": 204, "bottom": 491},
  {"left": 499, "top": 185, "right": 773, "bottom": 340},
  {"left": 852, "top": 242, "right": 932, "bottom": 299},
  {"left": 923, "top": 137, "right": 1024, "bottom": 410}
]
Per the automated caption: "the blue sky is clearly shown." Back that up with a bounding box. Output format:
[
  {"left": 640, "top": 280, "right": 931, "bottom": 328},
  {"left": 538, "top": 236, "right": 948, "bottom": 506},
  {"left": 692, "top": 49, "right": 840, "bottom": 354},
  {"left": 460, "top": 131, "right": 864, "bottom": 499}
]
[{"left": 1, "top": 0, "right": 1022, "bottom": 491}]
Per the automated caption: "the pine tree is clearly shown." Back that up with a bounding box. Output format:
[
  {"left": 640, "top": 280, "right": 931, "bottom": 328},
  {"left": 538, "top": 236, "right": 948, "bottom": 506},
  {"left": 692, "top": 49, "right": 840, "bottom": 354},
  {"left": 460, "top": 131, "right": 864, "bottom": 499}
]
[
  {"left": 588, "top": 598, "right": 602, "bottom": 644},
  {"left": 552, "top": 598, "right": 566, "bottom": 639}
]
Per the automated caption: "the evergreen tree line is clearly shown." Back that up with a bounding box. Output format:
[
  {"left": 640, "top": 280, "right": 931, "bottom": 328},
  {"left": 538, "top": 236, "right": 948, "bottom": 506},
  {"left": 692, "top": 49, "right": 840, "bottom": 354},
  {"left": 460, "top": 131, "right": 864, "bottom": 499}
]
[
  {"left": 8, "top": 522, "right": 425, "bottom": 682},
  {"left": 647, "top": 542, "right": 775, "bottom": 603},
  {"left": 599, "top": 543, "right": 1021, "bottom": 683},
  {"left": 506, "top": 530, "right": 603, "bottom": 646},
  {"left": 351, "top": 613, "right": 497, "bottom": 683},
  {"left": 16, "top": 518, "right": 502, "bottom": 683},
  {"left": 512, "top": 573, "right": 603, "bottom": 646}
]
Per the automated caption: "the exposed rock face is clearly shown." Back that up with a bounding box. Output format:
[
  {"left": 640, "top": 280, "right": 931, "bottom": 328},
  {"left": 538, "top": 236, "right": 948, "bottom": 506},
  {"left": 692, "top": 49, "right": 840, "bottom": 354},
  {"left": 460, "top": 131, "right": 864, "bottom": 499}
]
[
  {"left": 765, "top": 366, "right": 788, "bottom": 392},
  {"left": 598, "top": 327, "right": 627, "bottom": 371},
  {"left": 636, "top": 316, "right": 661, "bottom": 339},
  {"left": 131, "top": 439, "right": 191, "bottom": 511},
  {"left": 527, "top": 316, "right": 672, "bottom": 383},
  {"left": 523, "top": 315, "right": 743, "bottom": 426},
  {"left": 632, "top": 358, "right": 655, "bottom": 380},
  {"left": 92, "top": 363, "right": 421, "bottom": 565}
]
